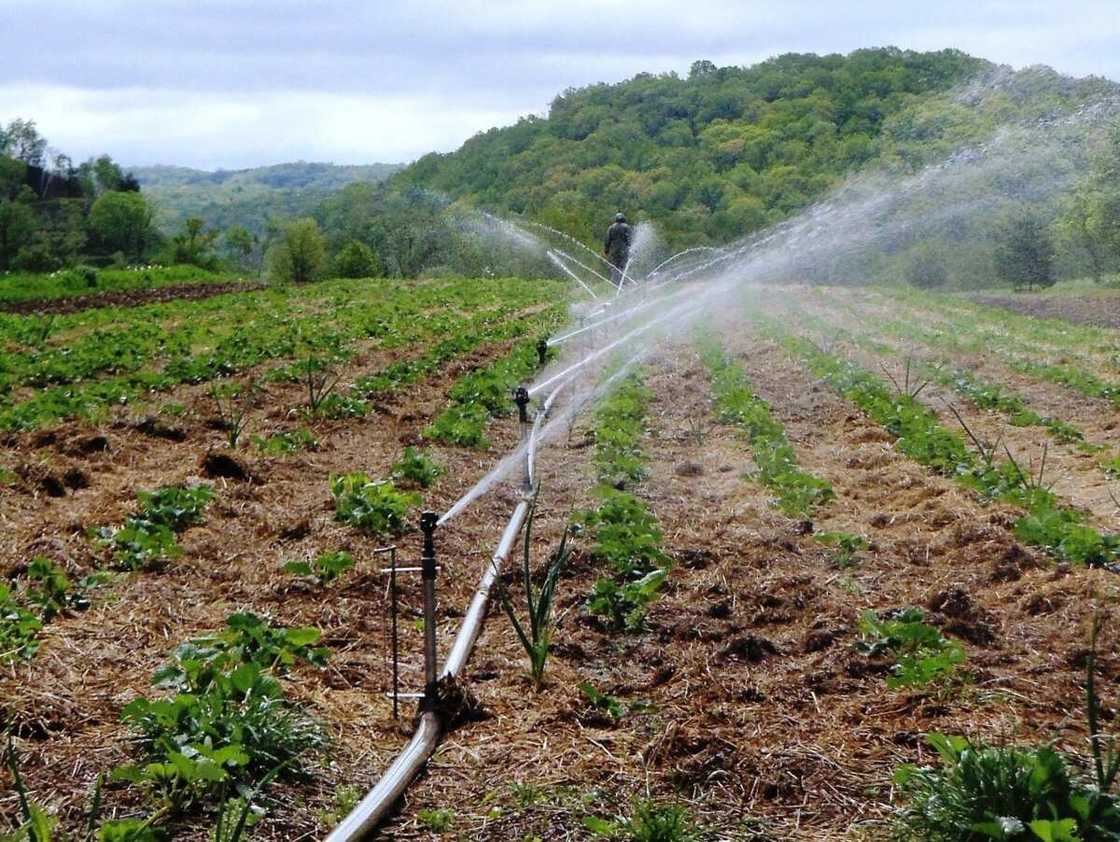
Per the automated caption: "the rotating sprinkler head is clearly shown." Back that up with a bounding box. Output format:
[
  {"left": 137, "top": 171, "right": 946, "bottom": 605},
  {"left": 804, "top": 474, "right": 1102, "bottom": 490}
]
[
  {"left": 536, "top": 337, "right": 549, "bottom": 367},
  {"left": 419, "top": 510, "right": 438, "bottom": 573},
  {"left": 513, "top": 386, "right": 531, "bottom": 425}
]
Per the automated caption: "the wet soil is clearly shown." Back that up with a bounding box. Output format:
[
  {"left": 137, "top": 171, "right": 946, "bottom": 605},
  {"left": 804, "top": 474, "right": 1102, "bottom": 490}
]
[{"left": 0, "top": 280, "right": 265, "bottom": 316}]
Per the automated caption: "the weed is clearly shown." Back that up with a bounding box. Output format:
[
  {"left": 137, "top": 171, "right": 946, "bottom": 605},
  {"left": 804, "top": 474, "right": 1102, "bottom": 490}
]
[
  {"left": 300, "top": 355, "right": 342, "bottom": 413},
  {"left": 584, "top": 799, "right": 700, "bottom": 841},
  {"left": 316, "top": 784, "right": 362, "bottom": 830},
  {"left": 497, "top": 502, "right": 573, "bottom": 689},
  {"left": 210, "top": 381, "right": 257, "bottom": 448},
  {"left": 579, "top": 681, "right": 626, "bottom": 720},
  {"left": 858, "top": 608, "right": 966, "bottom": 689},
  {"left": 330, "top": 474, "right": 419, "bottom": 536},
  {"left": 391, "top": 447, "right": 444, "bottom": 489},
  {"left": 283, "top": 551, "right": 355, "bottom": 587},
  {"left": 587, "top": 569, "right": 667, "bottom": 632},
  {"left": 416, "top": 808, "right": 455, "bottom": 833}
]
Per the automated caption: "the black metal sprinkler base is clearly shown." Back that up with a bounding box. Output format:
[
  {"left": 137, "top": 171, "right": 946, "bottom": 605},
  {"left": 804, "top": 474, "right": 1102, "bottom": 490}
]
[
  {"left": 513, "top": 386, "right": 531, "bottom": 425},
  {"left": 536, "top": 336, "right": 549, "bottom": 366}
]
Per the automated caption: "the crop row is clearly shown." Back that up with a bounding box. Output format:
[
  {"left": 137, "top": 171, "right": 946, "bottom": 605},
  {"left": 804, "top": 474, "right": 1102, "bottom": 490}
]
[
  {"left": 0, "top": 279, "right": 564, "bottom": 430},
  {"left": 769, "top": 323, "right": 1120, "bottom": 567},
  {"left": 796, "top": 305, "right": 1094, "bottom": 448},
  {"left": 697, "top": 334, "right": 834, "bottom": 518}
]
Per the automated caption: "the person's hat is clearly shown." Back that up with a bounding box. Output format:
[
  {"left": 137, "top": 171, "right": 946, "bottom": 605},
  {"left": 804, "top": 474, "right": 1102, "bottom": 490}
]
[{"left": 615, "top": 212, "right": 626, "bottom": 222}]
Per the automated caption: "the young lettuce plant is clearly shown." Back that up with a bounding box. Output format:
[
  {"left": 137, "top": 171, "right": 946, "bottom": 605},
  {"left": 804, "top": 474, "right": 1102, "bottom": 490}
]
[{"left": 497, "top": 502, "right": 574, "bottom": 689}]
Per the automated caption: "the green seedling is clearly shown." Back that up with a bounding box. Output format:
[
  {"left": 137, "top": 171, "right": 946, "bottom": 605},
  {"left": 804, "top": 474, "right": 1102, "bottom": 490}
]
[
  {"left": 391, "top": 447, "right": 444, "bottom": 488},
  {"left": 283, "top": 551, "right": 355, "bottom": 587},
  {"left": 857, "top": 607, "right": 965, "bottom": 689},
  {"left": 330, "top": 473, "right": 419, "bottom": 536},
  {"left": 586, "top": 569, "right": 667, "bottom": 633}
]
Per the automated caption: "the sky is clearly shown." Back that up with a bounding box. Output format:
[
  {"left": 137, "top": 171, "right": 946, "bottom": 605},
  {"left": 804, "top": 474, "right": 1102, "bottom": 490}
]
[{"left": 1, "top": 0, "right": 1118, "bottom": 171}]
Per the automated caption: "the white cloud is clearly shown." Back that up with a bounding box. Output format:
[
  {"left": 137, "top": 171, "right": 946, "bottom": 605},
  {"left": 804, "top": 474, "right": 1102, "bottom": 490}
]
[
  {"left": 0, "top": 85, "right": 526, "bottom": 169},
  {"left": 1, "top": 0, "right": 1118, "bottom": 168}
]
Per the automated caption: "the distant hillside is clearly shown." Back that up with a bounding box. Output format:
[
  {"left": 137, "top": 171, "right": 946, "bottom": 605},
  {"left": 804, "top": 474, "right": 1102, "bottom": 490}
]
[
  {"left": 391, "top": 48, "right": 1007, "bottom": 248},
  {"left": 134, "top": 161, "right": 403, "bottom": 235}
]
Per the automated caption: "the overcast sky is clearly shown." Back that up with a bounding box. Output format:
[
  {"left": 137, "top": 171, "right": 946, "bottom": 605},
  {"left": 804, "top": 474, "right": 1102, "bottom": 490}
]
[{"left": 2, "top": 0, "right": 1118, "bottom": 171}]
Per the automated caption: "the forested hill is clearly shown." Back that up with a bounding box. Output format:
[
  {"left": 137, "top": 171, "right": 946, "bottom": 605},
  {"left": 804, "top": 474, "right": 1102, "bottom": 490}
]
[
  {"left": 134, "top": 161, "right": 402, "bottom": 235},
  {"left": 392, "top": 48, "right": 995, "bottom": 248}
]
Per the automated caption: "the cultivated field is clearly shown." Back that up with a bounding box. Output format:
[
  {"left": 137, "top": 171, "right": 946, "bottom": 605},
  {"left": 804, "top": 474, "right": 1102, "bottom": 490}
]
[{"left": 1, "top": 278, "right": 1117, "bottom": 840}]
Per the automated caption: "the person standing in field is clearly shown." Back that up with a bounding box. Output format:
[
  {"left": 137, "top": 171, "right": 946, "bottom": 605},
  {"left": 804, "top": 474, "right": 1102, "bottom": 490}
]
[{"left": 604, "top": 212, "right": 632, "bottom": 287}]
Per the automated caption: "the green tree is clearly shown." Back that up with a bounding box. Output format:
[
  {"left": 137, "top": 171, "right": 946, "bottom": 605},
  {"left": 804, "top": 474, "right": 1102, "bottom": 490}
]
[
  {"left": 170, "top": 217, "right": 219, "bottom": 268},
  {"left": 223, "top": 224, "right": 257, "bottom": 272},
  {"left": 268, "top": 217, "right": 326, "bottom": 284},
  {"left": 906, "top": 243, "right": 949, "bottom": 288},
  {"left": 332, "top": 240, "right": 380, "bottom": 278},
  {"left": 88, "top": 190, "right": 155, "bottom": 261},
  {"left": 1058, "top": 124, "right": 1120, "bottom": 282},
  {"left": 1, "top": 118, "right": 47, "bottom": 167},
  {"left": 0, "top": 200, "right": 36, "bottom": 270},
  {"left": 995, "top": 213, "right": 1056, "bottom": 291}
]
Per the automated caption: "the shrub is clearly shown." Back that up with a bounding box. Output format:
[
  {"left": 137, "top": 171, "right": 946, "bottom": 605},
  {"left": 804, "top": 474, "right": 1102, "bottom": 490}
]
[
  {"left": 333, "top": 240, "right": 380, "bottom": 279},
  {"left": 330, "top": 473, "right": 419, "bottom": 536},
  {"left": 267, "top": 218, "right": 326, "bottom": 285}
]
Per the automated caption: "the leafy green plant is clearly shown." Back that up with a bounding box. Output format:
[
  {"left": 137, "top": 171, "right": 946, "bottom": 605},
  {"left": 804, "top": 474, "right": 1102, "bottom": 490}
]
[
  {"left": 579, "top": 681, "right": 626, "bottom": 720},
  {"left": 251, "top": 428, "right": 318, "bottom": 456},
  {"left": 416, "top": 808, "right": 455, "bottom": 833},
  {"left": 136, "top": 484, "right": 215, "bottom": 531},
  {"left": 578, "top": 489, "right": 669, "bottom": 578},
  {"left": 587, "top": 569, "right": 667, "bottom": 632},
  {"left": 116, "top": 615, "right": 327, "bottom": 811},
  {"left": 814, "top": 532, "right": 869, "bottom": 568},
  {"left": 592, "top": 373, "right": 651, "bottom": 488},
  {"left": 283, "top": 551, "right": 356, "bottom": 587},
  {"left": 330, "top": 473, "right": 419, "bottom": 536},
  {"left": 94, "top": 484, "right": 214, "bottom": 571},
  {"left": 0, "top": 584, "right": 42, "bottom": 663},
  {"left": 497, "top": 504, "right": 573, "bottom": 689},
  {"left": 423, "top": 403, "right": 491, "bottom": 449},
  {"left": 391, "top": 447, "right": 444, "bottom": 489},
  {"left": 858, "top": 608, "right": 966, "bottom": 689},
  {"left": 25, "top": 557, "right": 89, "bottom": 620}
]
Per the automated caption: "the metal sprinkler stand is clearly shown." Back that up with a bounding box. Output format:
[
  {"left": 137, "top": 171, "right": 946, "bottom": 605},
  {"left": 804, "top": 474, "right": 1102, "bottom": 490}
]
[
  {"left": 536, "top": 337, "right": 549, "bottom": 367},
  {"left": 513, "top": 386, "right": 531, "bottom": 426},
  {"left": 419, "top": 510, "right": 439, "bottom": 712}
]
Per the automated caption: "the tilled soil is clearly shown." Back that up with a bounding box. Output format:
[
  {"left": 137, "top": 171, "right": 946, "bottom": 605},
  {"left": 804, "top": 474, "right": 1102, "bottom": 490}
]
[
  {"left": 974, "top": 292, "right": 1120, "bottom": 330},
  {"left": 0, "top": 280, "right": 265, "bottom": 316},
  {"left": 2, "top": 290, "right": 1118, "bottom": 841}
]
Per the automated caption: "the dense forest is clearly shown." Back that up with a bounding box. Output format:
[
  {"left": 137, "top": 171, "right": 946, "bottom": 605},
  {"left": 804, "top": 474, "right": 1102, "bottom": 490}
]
[
  {"left": 133, "top": 161, "right": 401, "bottom": 236},
  {"left": 6, "top": 48, "right": 1120, "bottom": 289}
]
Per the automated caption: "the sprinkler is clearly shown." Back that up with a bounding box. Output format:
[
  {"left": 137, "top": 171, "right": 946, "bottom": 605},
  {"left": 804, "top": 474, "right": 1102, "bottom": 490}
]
[
  {"left": 536, "top": 337, "right": 549, "bottom": 367},
  {"left": 419, "top": 510, "right": 439, "bottom": 710},
  {"left": 513, "top": 386, "right": 531, "bottom": 425}
]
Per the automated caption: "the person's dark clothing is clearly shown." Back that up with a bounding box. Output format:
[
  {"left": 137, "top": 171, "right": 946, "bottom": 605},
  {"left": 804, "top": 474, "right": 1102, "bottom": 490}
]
[{"left": 604, "top": 221, "right": 632, "bottom": 283}]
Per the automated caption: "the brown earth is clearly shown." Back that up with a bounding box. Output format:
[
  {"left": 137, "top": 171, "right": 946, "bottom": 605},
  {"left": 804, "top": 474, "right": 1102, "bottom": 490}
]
[
  {"left": 2, "top": 288, "right": 1119, "bottom": 840},
  {"left": 0, "top": 280, "right": 265, "bottom": 316},
  {"left": 974, "top": 293, "right": 1120, "bottom": 330}
]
